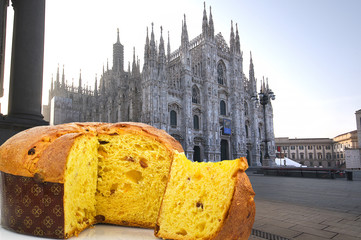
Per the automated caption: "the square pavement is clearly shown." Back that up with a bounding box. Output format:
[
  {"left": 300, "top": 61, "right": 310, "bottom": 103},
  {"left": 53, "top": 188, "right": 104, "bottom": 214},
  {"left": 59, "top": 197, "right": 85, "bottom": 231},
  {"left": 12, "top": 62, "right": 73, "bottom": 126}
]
[{"left": 248, "top": 174, "right": 361, "bottom": 240}]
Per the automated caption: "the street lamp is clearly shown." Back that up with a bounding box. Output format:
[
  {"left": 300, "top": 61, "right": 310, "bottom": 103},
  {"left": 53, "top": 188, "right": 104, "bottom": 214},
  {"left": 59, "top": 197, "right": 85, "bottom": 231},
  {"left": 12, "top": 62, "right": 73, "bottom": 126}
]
[{"left": 258, "top": 78, "right": 275, "bottom": 164}]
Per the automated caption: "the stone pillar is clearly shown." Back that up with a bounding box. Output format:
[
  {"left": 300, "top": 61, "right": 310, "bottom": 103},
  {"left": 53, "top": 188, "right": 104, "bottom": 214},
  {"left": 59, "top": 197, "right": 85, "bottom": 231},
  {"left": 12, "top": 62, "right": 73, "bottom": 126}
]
[
  {"left": 0, "top": 0, "right": 48, "bottom": 144},
  {"left": 0, "top": 0, "right": 8, "bottom": 98}
]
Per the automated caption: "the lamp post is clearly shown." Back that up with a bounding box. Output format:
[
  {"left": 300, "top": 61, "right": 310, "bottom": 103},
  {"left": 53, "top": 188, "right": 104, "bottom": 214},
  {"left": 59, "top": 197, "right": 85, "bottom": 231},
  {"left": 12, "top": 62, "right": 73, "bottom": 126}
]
[{"left": 258, "top": 78, "right": 275, "bottom": 166}]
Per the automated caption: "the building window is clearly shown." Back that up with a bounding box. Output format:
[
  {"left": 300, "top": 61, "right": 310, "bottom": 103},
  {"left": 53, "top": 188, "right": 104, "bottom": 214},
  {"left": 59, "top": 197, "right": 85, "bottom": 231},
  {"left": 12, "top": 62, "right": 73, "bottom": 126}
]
[
  {"left": 309, "top": 153, "right": 313, "bottom": 159},
  {"left": 300, "top": 153, "right": 304, "bottom": 159},
  {"left": 291, "top": 146, "right": 295, "bottom": 150},
  {"left": 192, "top": 86, "right": 200, "bottom": 104},
  {"left": 318, "top": 153, "right": 322, "bottom": 159},
  {"left": 193, "top": 115, "right": 199, "bottom": 130},
  {"left": 217, "top": 62, "right": 225, "bottom": 85},
  {"left": 291, "top": 153, "right": 295, "bottom": 159},
  {"left": 326, "top": 145, "right": 331, "bottom": 150},
  {"left": 326, "top": 153, "right": 331, "bottom": 159},
  {"left": 245, "top": 125, "right": 249, "bottom": 138},
  {"left": 317, "top": 145, "right": 322, "bottom": 150},
  {"left": 220, "top": 100, "right": 226, "bottom": 115},
  {"left": 170, "top": 110, "right": 177, "bottom": 127},
  {"left": 299, "top": 146, "right": 304, "bottom": 150},
  {"left": 308, "top": 145, "right": 313, "bottom": 150},
  {"left": 282, "top": 146, "right": 288, "bottom": 150},
  {"left": 244, "top": 102, "right": 248, "bottom": 116}
]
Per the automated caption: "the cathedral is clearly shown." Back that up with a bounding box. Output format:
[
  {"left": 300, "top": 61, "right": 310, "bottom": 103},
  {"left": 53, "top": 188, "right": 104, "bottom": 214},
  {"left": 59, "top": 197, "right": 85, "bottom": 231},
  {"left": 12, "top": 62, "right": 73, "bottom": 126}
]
[{"left": 43, "top": 4, "right": 276, "bottom": 166}]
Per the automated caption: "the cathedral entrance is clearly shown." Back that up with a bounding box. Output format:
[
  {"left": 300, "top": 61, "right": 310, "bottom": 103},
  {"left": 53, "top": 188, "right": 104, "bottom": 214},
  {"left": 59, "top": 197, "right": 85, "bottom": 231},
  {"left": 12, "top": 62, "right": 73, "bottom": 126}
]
[
  {"left": 246, "top": 150, "right": 251, "bottom": 166},
  {"left": 221, "top": 139, "right": 229, "bottom": 161},
  {"left": 193, "top": 146, "right": 201, "bottom": 162}
]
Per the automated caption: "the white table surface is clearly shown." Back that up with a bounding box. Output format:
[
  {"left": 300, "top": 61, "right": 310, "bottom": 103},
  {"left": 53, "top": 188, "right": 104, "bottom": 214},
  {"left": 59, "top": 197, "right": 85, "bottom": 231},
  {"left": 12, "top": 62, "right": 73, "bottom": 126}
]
[{"left": 0, "top": 224, "right": 159, "bottom": 240}]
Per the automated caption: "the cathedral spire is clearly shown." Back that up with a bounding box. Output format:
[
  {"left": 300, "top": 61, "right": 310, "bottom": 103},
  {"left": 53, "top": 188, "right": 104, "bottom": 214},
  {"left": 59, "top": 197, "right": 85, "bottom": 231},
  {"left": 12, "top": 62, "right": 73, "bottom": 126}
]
[
  {"left": 209, "top": 6, "right": 214, "bottom": 39},
  {"left": 101, "top": 74, "right": 105, "bottom": 94},
  {"left": 132, "top": 47, "right": 137, "bottom": 74},
  {"left": 167, "top": 31, "right": 171, "bottom": 63},
  {"left": 235, "top": 23, "right": 240, "bottom": 54},
  {"left": 78, "top": 69, "right": 82, "bottom": 93},
  {"left": 94, "top": 74, "right": 98, "bottom": 96},
  {"left": 56, "top": 63, "right": 60, "bottom": 88},
  {"left": 158, "top": 26, "right": 166, "bottom": 65},
  {"left": 51, "top": 74, "right": 54, "bottom": 91},
  {"left": 181, "top": 14, "right": 189, "bottom": 48},
  {"left": 149, "top": 23, "right": 156, "bottom": 66},
  {"left": 202, "top": 2, "right": 208, "bottom": 38},
  {"left": 144, "top": 26, "right": 150, "bottom": 66},
  {"left": 116, "top": 28, "right": 120, "bottom": 43},
  {"left": 249, "top": 51, "right": 254, "bottom": 79},
  {"left": 61, "top": 64, "right": 65, "bottom": 88},
  {"left": 249, "top": 51, "right": 257, "bottom": 95},
  {"left": 230, "top": 20, "right": 235, "bottom": 53}
]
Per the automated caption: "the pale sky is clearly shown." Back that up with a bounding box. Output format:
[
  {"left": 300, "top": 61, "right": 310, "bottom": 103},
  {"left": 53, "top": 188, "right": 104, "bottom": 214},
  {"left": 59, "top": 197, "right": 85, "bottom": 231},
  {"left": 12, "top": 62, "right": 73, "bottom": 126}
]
[{"left": 1, "top": 0, "right": 360, "bottom": 139}]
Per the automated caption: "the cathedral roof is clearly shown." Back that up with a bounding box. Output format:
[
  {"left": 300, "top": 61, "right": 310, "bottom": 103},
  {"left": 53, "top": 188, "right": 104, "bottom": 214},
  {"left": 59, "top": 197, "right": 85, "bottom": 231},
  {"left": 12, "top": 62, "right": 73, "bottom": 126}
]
[{"left": 215, "top": 32, "right": 230, "bottom": 53}]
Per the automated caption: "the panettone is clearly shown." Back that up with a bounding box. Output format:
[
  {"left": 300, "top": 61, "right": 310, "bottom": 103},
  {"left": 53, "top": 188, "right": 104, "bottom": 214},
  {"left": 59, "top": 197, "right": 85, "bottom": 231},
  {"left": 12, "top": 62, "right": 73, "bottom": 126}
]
[
  {"left": 0, "top": 122, "right": 182, "bottom": 238},
  {"left": 0, "top": 122, "right": 255, "bottom": 239},
  {"left": 155, "top": 152, "right": 255, "bottom": 240}
]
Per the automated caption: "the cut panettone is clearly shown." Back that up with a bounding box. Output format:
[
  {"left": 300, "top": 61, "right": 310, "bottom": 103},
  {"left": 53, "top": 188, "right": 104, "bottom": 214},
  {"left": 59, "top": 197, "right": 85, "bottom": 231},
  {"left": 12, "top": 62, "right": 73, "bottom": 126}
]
[
  {"left": 155, "top": 152, "right": 255, "bottom": 240},
  {"left": 0, "top": 122, "right": 183, "bottom": 238},
  {"left": 0, "top": 122, "right": 255, "bottom": 239}
]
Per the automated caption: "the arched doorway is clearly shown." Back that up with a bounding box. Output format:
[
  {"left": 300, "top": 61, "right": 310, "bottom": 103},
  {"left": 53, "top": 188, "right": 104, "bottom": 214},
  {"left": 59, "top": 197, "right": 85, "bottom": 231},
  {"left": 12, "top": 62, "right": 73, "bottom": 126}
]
[
  {"left": 193, "top": 146, "right": 201, "bottom": 162},
  {"left": 260, "top": 151, "right": 263, "bottom": 165},
  {"left": 246, "top": 150, "right": 251, "bottom": 166},
  {"left": 221, "top": 139, "right": 229, "bottom": 161}
]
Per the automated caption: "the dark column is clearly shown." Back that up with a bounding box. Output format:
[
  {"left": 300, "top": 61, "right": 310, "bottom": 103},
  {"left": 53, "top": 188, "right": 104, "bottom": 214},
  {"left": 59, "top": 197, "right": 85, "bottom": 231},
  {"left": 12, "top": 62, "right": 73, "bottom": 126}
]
[
  {"left": 0, "top": 0, "right": 8, "bottom": 98},
  {"left": 0, "top": 0, "right": 48, "bottom": 144}
]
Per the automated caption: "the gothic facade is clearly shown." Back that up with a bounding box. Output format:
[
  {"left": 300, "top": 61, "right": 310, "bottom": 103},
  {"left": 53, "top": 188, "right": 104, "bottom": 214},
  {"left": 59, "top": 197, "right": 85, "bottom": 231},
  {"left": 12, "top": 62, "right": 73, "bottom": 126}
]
[{"left": 44, "top": 5, "right": 276, "bottom": 166}]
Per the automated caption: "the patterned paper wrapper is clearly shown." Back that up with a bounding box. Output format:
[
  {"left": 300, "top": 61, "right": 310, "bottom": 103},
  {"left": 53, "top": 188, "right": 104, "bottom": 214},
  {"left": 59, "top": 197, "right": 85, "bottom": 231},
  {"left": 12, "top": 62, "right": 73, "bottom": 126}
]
[{"left": 1, "top": 172, "right": 65, "bottom": 238}]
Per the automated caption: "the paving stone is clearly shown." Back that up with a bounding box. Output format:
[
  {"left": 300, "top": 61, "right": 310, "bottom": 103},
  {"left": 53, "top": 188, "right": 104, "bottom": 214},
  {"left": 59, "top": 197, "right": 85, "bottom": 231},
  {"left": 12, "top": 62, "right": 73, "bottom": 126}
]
[
  {"left": 290, "top": 224, "right": 338, "bottom": 239},
  {"left": 293, "top": 233, "right": 330, "bottom": 240},
  {"left": 248, "top": 235, "right": 266, "bottom": 240},
  {"left": 339, "top": 219, "right": 361, "bottom": 227},
  {"left": 323, "top": 226, "right": 361, "bottom": 238},
  {"left": 331, "top": 233, "right": 361, "bottom": 240},
  {"left": 255, "top": 223, "right": 301, "bottom": 239}
]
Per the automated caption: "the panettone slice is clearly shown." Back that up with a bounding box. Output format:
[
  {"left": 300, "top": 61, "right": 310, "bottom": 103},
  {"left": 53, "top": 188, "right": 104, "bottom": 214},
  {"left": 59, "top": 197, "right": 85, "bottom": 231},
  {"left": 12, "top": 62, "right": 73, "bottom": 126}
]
[{"left": 155, "top": 152, "right": 255, "bottom": 240}]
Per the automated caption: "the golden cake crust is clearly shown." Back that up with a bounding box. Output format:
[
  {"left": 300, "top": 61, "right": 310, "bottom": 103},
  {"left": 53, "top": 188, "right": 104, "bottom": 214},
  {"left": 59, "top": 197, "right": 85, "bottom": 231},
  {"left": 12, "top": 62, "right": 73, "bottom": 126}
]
[
  {"left": 154, "top": 159, "right": 255, "bottom": 240},
  {"left": 211, "top": 170, "right": 256, "bottom": 240},
  {"left": 0, "top": 122, "right": 183, "bottom": 183}
]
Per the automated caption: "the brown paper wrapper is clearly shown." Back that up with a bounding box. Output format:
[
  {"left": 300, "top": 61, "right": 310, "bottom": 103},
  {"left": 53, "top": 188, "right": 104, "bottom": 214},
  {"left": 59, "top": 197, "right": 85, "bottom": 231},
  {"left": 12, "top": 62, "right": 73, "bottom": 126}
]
[{"left": 1, "top": 172, "right": 65, "bottom": 238}]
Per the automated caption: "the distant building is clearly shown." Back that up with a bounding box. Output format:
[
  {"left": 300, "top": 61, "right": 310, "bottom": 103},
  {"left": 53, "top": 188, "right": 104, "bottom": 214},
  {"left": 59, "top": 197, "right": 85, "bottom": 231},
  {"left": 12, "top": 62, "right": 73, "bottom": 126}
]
[
  {"left": 43, "top": 4, "right": 276, "bottom": 165},
  {"left": 345, "top": 109, "right": 361, "bottom": 170},
  {"left": 333, "top": 130, "right": 358, "bottom": 164},
  {"left": 275, "top": 137, "right": 335, "bottom": 168},
  {"left": 276, "top": 109, "right": 361, "bottom": 168}
]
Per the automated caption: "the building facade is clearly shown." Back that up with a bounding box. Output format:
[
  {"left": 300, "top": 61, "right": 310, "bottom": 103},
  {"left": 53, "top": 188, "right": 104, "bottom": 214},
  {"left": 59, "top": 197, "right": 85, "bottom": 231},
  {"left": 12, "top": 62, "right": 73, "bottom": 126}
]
[
  {"left": 43, "top": 5, "right": 276, "bottom": 165},
  {"left": 276, "top": 128, "right": 360, "bottom": 168},
  {"left": 275, "top": 138, "right": 335, "bottom": 168}
]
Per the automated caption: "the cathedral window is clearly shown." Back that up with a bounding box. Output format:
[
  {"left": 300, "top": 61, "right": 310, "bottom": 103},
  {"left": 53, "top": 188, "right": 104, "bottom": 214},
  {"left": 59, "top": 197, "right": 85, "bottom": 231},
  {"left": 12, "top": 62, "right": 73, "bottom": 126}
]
[
  {"left": 244, "top": 101, "right": 249, "bottom": 116},
  {"left": 220, "top": 100, "right": 226, "bottom": 116},
  {"left": 192, "top": 86, "right": 200, "bottom": 104},
  {"left": 193, "top": 115, "right": 199, "bottom": 130},
  {"left": 170, "top": 110, "right": 177, "bottom": 127},
  {"left": 217, "top": 61, "right": 226, "bottom": 85},
  {"left": 245, "top": 125, "right": 249, "bottom": 138}
]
